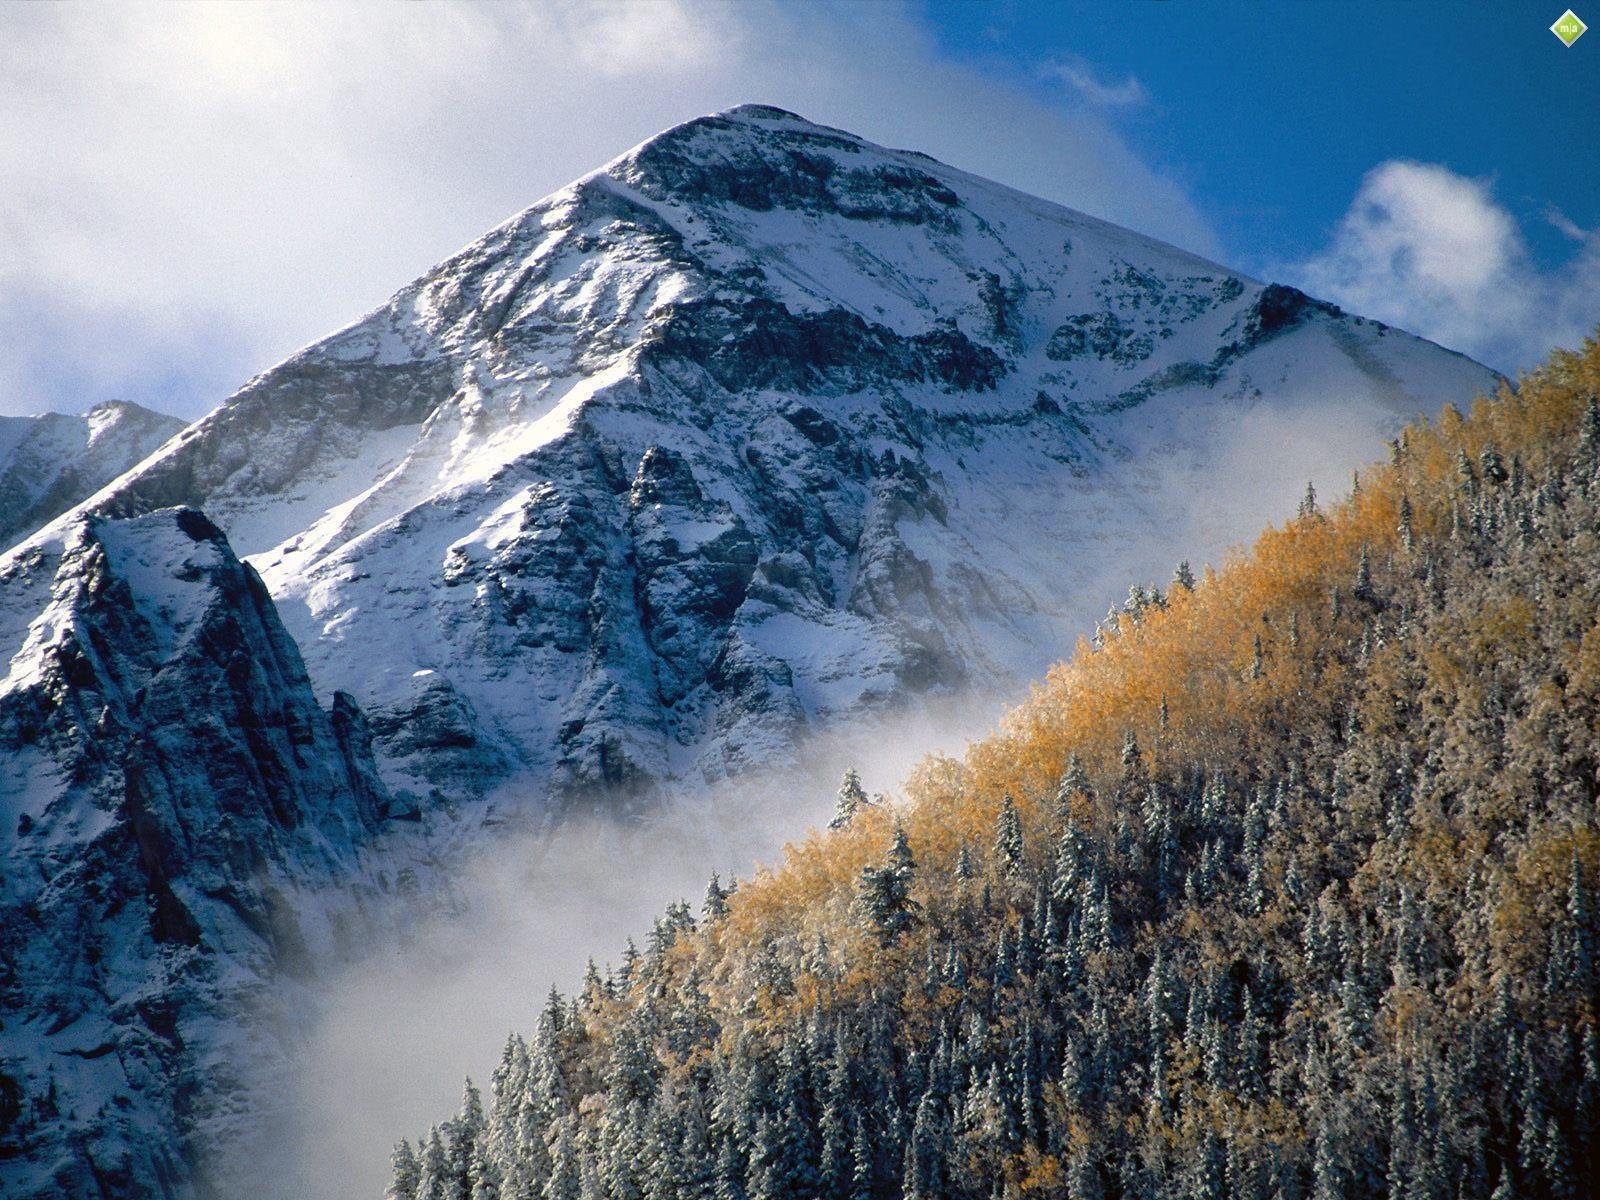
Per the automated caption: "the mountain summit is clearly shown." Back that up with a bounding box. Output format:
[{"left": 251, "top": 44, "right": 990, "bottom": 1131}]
[
  {"left": 4, "top": 105, "right": 1496, "bottom": 811},
  {"left": 0, "top": 106, "right": 1498, "bottom": 1197}
]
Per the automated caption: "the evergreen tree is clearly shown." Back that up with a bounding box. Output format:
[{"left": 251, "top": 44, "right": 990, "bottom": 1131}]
[
  {"left": 389, "top": 1139, "right": 422, "bottom": 1200},
  {"left": 1567, "top": 850, "right": 1594, "bottom": 991},
  {"left": 856, "top": 821, "right": 919, "bottom": 945},
  {"left": 1577, "top": 393, "right": 1600, "bottom": 478},
  {"left": 1299, "top": 480, "right": 1319, "bottom": 518},
  {"left": 447, "top": 1080, "right": 487, "bottom": 1200},
  {"left": 829, "top": 768, "right": 871, "bottom": 830},
  {"left": 703, "top": 873, "right": 730, "bottom": 922},
  {"left": 849, "top": 1119, "right": 874, "bottom": 1200},
  {"left": 1399, "top": 492, "right": 1416, "bottom": 551},
  {"left": 1354, "top": 543, "right": 1373, "bottom": 599},
  {"left": 1311, "top": 1122, "right": 1347, "bottom": 1200},
  {"left": 1480, "top": 441, "right": 1508, "bottom": 485},
  {"left": 469, "top": 1138, "right": 502, "bottom": 1200},
  {"left": 1059, "top": 752, "right": 1091, "bottom": 814},
  {"left": 543, "top": 1120, "right": 581, "bottom": 1200},
  {"left": 954, "top": 842, "right": 976, "bottom": 881},
  {"left": 714, "top": 1135, "right": 747, "bottom": 1200},
  {"left": 1067, "top": 1149, "right": 1104, "bottom": 1200},
  {"left": 994, "top": 795, "right": 1024, "bottom": 878},
  {"left": 607, "top": 1022, "right": 660, "bottom": 1105},
  {"left": 418, "top": 1129, "right": 450, "bottom": 1200},
  {"left": 817, "top": 1055, "right": 853, "bottom": 1197},
  {"left": 905, "top": 1091, "right": 946, "bottom": 1200}
]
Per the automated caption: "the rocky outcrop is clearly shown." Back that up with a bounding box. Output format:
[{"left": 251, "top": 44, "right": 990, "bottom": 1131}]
[
  {"left": 617, "top": 105, "right": 963, "bottom": 227},
  {"left": 0, "top": 509, "right": 389, "bottom": 1198}
]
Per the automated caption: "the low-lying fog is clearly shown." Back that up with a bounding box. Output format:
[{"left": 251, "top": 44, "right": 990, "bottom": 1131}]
[{"left": 251, "top": 699, "right": 990, "bottom": 1200}]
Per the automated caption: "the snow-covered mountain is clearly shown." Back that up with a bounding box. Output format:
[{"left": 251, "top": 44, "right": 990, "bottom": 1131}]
[
  {"left": 0, "top": 400, "right": 184, "bottom": 551},
  {"left": 3, "top": 105, "right": 1496, "bottom": 811},
  {"left": 0, "top": 105, "right": 1501, "bottom": 1196},
  {"left": 0, "top": 509, "right": 390, "bottom": 1197}
]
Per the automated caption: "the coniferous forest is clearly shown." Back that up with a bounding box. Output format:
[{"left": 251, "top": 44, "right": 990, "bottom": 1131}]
[{"left": 389, "top": 338, "right": 1600, "bottom": 1200}]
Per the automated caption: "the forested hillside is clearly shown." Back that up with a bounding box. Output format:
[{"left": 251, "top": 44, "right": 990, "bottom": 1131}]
[{"left": 389, "top": 336, "right": 1600, "bottom": 1200}]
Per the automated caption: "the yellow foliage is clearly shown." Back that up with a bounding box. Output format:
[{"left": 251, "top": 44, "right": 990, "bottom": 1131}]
[{"left": 682, "top": 329, "right": 1600, "bottom": 1028}]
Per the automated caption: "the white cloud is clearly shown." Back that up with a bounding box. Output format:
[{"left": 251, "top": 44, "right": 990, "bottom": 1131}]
[
  {"left": 1042, "top": 55, "right": 1149, "bottom": 108},
  {"left": 0, "top": 0, "right": 1217, "bottom": 419},
  {"left": 1545, "top": 204, "right": 1591, "bottom": 244},
  {"left": 1293, "top": 160, "right": 1600, "bottom": 375}
]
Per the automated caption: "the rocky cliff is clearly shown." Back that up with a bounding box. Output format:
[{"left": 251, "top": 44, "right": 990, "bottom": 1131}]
[{"left": 0, "top": 509, "right": 388, "bottom": 1196}]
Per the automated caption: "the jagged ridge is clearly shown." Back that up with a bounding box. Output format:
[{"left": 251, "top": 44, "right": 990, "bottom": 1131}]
[
  {"left": 0, "top": 401, "right": 184, "bottom": 551},
  {"left": 0, "top": 508, "right": 389, "bottom": 1197}
]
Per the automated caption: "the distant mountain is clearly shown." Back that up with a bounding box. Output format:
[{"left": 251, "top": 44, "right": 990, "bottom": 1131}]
[
  {"left": 0, "top": 105, "right": 1503, "bottom": 1197},
  {"left": 0, "top": 400, "right": 184, "bottom": 551},
  {"left": 389, "top": 340, "right": 1600, "bottom": 1200}
]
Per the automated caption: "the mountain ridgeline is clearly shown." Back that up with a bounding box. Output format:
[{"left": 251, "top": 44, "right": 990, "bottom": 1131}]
[
  {"left": 0, "top": 401, "right": 184, "bottom": 551},
  {"left": 392, "top": 339, "right": 1600, "bottom": 1200},
  {"left": 1, "top": 104, "right": 1495, "bottom": 814}
]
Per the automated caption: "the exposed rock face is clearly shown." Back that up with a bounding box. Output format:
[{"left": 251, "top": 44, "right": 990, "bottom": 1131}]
[
  {"left": 0, "top": 401, "right": 185, "bottom": 551},
  {"left": 0, "top": 105, "right": 1503, "bottom": 1197},
  {"left": 0, "top": 509, "right": 388, "bottom": 1197}
]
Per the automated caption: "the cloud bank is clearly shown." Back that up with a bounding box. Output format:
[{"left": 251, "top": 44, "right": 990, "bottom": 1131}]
[
  {"left": 0, "top": 0, "right": 1217, "bottom": 419},
  {"left": 1293, "top": 160, "right": 1600, "bottom": 375}
]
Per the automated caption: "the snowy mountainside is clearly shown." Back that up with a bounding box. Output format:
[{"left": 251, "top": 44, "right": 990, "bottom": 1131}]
[
  {"left": 0, "top": 105, "right": 1497, "bottom": 814},
  {"left": 0, "top": 509, "right": 389, "bottom": 1197},
  {"left": 0, "top": 400, "right": 184, "bottom": 551},
  {"left": 0, "top": 104, "right": 1506, "bottom": 1198}
]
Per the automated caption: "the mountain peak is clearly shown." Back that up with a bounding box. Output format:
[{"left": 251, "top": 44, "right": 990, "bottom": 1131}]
[
  {"left": 711, "top": 102, "right": 828, "bottom": 126},
  {"left": 82, "top": 397, "right": 174, "bottom": 423},
  {"left": 610, "top": 103, "right": 940, "bottom": 220},
  {"left": 639, "top": 103, "right": 850, "bottom": 147},
  {"left": 0, "top": 399, "right": 184, "bottom": 551}
]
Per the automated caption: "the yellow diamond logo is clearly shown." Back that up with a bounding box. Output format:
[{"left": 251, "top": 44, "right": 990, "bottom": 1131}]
[{"left": 1553, "top": 9, "right": 1587, "bottom": 45}]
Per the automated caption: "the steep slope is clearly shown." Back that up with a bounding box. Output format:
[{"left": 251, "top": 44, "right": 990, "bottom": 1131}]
[
  {"left": 0, "top": 105, "right": 1506, "bottom": 1198},
  {"left": 392, "top": 339, "right": 1600, "bottom": 1200},
  {"left": 1, "top": 105, "right": 1498, "bottom": 813},
  {"left": 0, "top": 509, "right": 390, "bottom": 1198},
  {"left": 0, "top": 400, "right": 184, "bottom": 551}
]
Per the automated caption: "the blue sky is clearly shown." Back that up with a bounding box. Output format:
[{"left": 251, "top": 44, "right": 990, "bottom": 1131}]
[
  {"left": 923, "top": 1, "right": 1598, "bottom": 274},
  {"left": 1, "top": 1, "right": 1596, "bottom": 420}
]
